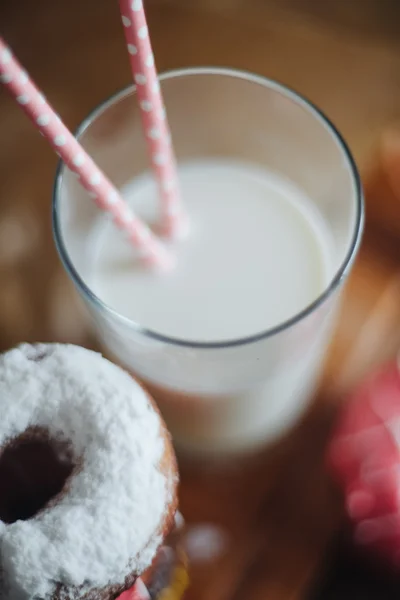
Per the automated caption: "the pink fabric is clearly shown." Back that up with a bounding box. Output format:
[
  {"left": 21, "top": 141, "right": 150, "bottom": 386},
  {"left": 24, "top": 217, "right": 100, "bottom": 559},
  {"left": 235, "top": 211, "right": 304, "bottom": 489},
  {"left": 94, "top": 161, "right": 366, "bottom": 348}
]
[
  {"left": 119, "top": 0, "right": 187, "bottom": 239},
  {"left": 328, "top": 361, "right": 400, "bottom": 565},
  {"left": 0, "top": 37, "right": 171, "bottom": 270}
]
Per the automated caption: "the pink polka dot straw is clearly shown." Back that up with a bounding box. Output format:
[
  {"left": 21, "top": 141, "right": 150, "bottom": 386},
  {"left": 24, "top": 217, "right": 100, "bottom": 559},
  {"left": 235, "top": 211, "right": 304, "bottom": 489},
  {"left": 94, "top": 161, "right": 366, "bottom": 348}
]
[
  {"left": 119, "top": 0, "right": 188, "bottom": 239},
  {"left": 116, "top": 578, "right": 150, "bottom": 599},
  {"left": 0, "top": 36, "right": 172, "bottom": 271}
]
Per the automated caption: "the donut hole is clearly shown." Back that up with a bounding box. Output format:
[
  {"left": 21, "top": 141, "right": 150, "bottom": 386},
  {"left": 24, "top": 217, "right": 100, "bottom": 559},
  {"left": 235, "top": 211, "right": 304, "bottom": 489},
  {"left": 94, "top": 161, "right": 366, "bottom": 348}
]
[{"left": 0, "top": 429, "right": 75, "bottom": 524}]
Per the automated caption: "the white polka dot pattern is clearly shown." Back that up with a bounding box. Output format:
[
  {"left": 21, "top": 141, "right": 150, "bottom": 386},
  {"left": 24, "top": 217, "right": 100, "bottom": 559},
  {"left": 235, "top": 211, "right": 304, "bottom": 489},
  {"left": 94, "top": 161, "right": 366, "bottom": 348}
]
[
  {"left": 145, "top": 54, "right": 154, "bottom": 68},
  {"left": 72, "top": 153, "right": 85, "bottom": 167},
  {"left": 0, "top": 35, "right": 171, "bottom": 270},
  {"left": 140, "top": 99, "right": 152, "bottom": 111},
  {"left": 147, "top": 126, "right": 160, "bottom": 139},
  {"left": 107, "top": 190, "right": 118, "bottom": 205},
  {"left": 19, "top": 71, "right": 28, "bottom": 84},
  {"left": 90, "top": 172, "right": 101, "bottom": 185},
  {"left": 17, "top": 94, "right": 29, "bottom": 104},
  {"left": 36, "top": 114, "right": 50, "bottom": 126},
  {"left": 0, "top": 72, "right": 12, "bottom": 83},
  {"left": 138, "top": 26, "right": 148, "bottom": 39},
  {"left": 118, "top": 0, "right": 187, "bottom": 239},
  {"left": 134, "top": 73, "right": 147, "bottom": 85},
  {"left": 54, "top": 134, "right": 66, "bottom": 146},
  {"left": 1, "top": 47, "right": 11, "bottom": 64},
  {"left": 152, "top": 152, "right": 165, "bottom": 166}
]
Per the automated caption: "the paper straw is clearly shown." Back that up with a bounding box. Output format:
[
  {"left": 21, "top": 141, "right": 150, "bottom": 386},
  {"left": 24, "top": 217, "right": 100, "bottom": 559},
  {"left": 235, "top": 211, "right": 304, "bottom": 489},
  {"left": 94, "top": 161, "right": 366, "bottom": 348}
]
[
  {"left": 0, "top": 37, "right": 172, "bottom": 270},
  {"left": 117, "top": 578, "right": 150, "bottom": 599},
  {"left": 130, "top": 578, "right": 151, "bottom": 599},
  {"left": 119, "top": 0, "right": 188, "bottom": 239}
]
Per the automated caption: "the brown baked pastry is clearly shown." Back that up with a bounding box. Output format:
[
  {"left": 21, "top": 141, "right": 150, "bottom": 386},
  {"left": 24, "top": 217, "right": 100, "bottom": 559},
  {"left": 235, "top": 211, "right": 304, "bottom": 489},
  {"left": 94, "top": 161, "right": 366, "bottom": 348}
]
[{"left": 0, "top": 343, "right": 178, "bottom": 600}]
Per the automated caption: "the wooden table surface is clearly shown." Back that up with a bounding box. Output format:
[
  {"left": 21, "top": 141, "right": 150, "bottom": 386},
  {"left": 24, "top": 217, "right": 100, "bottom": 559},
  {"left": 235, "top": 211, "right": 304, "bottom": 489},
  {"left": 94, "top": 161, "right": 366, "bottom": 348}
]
[{"left": 1, "top": 1, "right": 400, "bottom": 598}]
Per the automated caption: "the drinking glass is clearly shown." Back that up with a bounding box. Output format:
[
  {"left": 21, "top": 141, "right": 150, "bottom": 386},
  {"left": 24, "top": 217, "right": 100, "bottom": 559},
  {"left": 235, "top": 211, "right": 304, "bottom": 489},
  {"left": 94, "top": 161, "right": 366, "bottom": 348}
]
[{"left": 53, "top": 68, "right": 363, "bottom": 457}]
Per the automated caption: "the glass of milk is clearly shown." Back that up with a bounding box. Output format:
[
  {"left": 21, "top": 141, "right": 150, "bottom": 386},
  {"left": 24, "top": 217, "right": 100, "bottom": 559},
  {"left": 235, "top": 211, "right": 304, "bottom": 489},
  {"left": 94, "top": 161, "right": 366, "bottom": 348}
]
[{"left": 53, "top": 68, "right": 363, "bottom": 458}]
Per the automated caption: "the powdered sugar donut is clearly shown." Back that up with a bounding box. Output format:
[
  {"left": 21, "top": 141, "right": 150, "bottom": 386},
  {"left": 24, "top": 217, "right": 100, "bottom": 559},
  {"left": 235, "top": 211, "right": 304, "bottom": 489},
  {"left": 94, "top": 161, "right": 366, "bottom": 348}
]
[{"left": 0, "top": 343, "right": 178, "bottom": 600}]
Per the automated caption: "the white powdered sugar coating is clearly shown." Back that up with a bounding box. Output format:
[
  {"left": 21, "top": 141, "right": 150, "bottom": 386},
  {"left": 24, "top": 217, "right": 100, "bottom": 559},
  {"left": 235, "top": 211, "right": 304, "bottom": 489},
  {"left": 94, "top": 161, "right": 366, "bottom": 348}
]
[{"left": 0, "top": 344, "right": 169, "bottom": 599}]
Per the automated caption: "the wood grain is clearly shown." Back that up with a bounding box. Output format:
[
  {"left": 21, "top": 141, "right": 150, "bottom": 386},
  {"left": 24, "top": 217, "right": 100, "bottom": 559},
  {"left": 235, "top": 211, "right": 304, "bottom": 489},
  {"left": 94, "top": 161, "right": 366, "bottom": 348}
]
[{"left": 1, "top": 1, "right": 400, "bottom": 598}]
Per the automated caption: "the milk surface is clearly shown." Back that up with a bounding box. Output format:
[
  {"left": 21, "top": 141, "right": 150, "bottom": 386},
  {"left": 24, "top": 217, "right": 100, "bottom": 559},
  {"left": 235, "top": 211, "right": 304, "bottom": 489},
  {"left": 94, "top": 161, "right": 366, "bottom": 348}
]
[{"left": 90, "top": 159, "right": 333, "bottom": 342}]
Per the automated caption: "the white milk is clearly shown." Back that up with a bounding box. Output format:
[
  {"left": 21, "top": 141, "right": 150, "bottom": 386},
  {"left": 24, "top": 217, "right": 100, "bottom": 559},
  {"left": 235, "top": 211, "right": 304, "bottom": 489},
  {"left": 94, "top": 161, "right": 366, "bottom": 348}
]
[
  {"left": 87, "top": 159, "right": 336, "bottom": 455},
  {"left": 91, "top": 160, "right": 332, "bottom": 341}
]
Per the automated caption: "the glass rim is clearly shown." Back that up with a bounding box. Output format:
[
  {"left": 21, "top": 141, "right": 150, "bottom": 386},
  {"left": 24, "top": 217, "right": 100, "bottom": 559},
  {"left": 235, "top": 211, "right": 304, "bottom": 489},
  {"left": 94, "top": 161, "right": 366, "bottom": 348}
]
[{"left": 52, "top": 66, "right": 364, "bottom": 350}]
